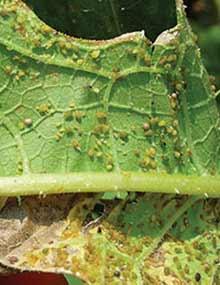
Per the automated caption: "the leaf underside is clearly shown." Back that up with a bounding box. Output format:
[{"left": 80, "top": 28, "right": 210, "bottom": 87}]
[
  {"left": 0, "top": 0, "right": 219, "bottom": 284},
  {"left": 0, "top": 0, "right": 219, "bottom": 196}
]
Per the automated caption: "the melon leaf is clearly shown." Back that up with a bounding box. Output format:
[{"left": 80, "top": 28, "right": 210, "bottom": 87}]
[{"left": 0, "top": 0, "right": 219, "bottom": 284}]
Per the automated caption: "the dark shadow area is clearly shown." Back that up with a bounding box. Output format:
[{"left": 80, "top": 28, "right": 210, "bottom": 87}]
[
  {"left": 0, "top": 272, "right": 68, "bottom": 285},
  {"left": 185, "top": 0, "right": 219, "bottom": 26},
  {"left": 23, "top": 0, "right": 177, "bottom": 41},
  {"left": 185, "top": 0, "right": 220, "bottom": 90}
]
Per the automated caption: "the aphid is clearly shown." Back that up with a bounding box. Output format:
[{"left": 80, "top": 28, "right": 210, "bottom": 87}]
[
  {"left": 41, "top": 24, "right": 52, "bottom": 34},
  {"left": 93, "top": 124, "right": 110, "bottom": 135},
  {"left": 74, "top": 111, "right": 85, "bottom": 123},
  {"left": 96, "top": 111, "right": 107, "bottom": 123},
  {"left": 91, "top": 50, "right": 100, "bottom": 59},
  {"left": 166, "top": 126, "right": 173, "bottom": 134},
  {"left": 184, "top": 265, "right": 190, "bottom": 275},
  {"left": 140, "top": 157, "right": 151, "bottom": 168},
  {"left": 55, "top": 132, "right": 63, "bottom": 141},
  {"left": 106, "top": 164, "right": 113, "bottom": 171},
  {"left": 23, "top": 118, "right": 33, "bottom": 127},
  {"left": 114, "top": 270, "right": 121, "bottom": 278},
  {"left": 195, "top": 272, "right": 201, "bottom": 282},
  {"left": 143, "top": 123, "right": 150, "bottom": 131},
  {"left": 106, "top": 157, "right": 114, "bottom": 171},
  {"left": 96, "top": 139, "right": 102, "bottom": 147},
  {"left": 4, "top": 65, "right": 13, "bottom": 75},
  {"left": 36, "top": 103, "right": 50, "bottom": 115},
  {"left": 92, "top": 87, "right": 100, "bottom": 94},
  {"left": 170, "top": 92, "right": 178, "bottom": 109},
  {"left": 65, "top": 42, "right": 72, "bottom": 50},
  {"left": 150, "top": 160, "right": 157, "bottom": 169},
  {"left": 144, "top": 130, "right": 153, "bottom": 137},
  {"left": 172, "top": 129, "right": 178, "bottom": 137},
  {"left": 118, "top": 131, "right": 128, "bottom": 141},
  {"left": 56, "top": 122, "right": 62, "bottom": 128},
  {"left": 96, "top": 151, "right": 103, "bottom": 158},
  {"left": 150, "top": 117, "right": 159, "bottom": 126},
  {"left": 147, "top": 147, "right": 156, "bottom": 158},
  {"left": 15, "top": 70, "right": 25, "bottom": 80},
  {"left": 58, "top": 127, "right": 65, "bottom": 134},
  {"left": 164, "top": 63, "right": 171, "bottom": 70},
  {"left": 164, "top": 267, "right": 170, "bottom": 276},
  {"left": 173, "top": 120, "right": 179, "bottom": 127},
  {"left": 134, "top": 149, "right": 140, "bottom": 157},
  {"left": 87, "top": 148, "right": 95, "bottom": 159},
  {"left": 42, "top": 248, "right": 49, "bottom": 255},
  {"left": 64, "top": 127, "right": 73, "bottom": 136},
  {"left": 16, "top": 15, "right": 24, "bottom": 25},
  {"left": 17, "top": 161, "right": 23, "bottom": 173},
  {"left": 32, "top": 36, "right": 41, "bottom": 47},
  {"left": 71, "top": 139, "right": 81, "bottom": 151},
  {"left": 158, "top": 120, "right": 166, "bottom": 127},
  {"left": 77, "top": 59, "right": 84, "bottom": 65},
  {"left": 64, "top": 110, "right": 73, "bottom": 121},
  {"left": 132, "top": 48, "right": 139, "bottom": 55},
  {"left": 176, "top": 83, "right": 183, "bottom": 91},
  {"left": 69, "top": 101, "right": 76, "bottom": 109},
  {"left": 18, "top": 121, "right": 25, "bottom": 130},
  {"left": 171, "top": 92, "right": 178, "bottom": 99},
  {"left": 174, "top": 151, "right": 181, "bottom": 159},
  {"left": 8, "top": 256, "right": 18, "bottom": 264},
  {"left": 144, "top": 54, "right": 151, "bottom": 65},
  {"left": 211, "top": 85, "right": 216, "bottom": 92}
]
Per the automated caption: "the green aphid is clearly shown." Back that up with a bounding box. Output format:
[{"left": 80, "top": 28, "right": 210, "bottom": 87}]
[
  {"left": 87, "top": 148, "right": 95, "bottom": 159},
  {"left": 64, "top": 110, "right": 73, "bottom": 121},
  {"left": 71, "top": 139, "right": 81, "bottom": 151},
  {"left": 36, "top": 103, "right": 51, "bottom": 115},
  {"left": 74, "top": 111, "right": 85, "bottom": 123},
  {"left": 91, "top": 49, "right": 100, "bottom": 59},
  {"left": 118, "top": 131, "right": 128, "bottom": 141},
  {"left": 96, "top": 111, "right": 107, "bottom": 123},
  {"left": 93, "top": 124, "right": 110, "bottom": 135},
  {"left": 65, "top": 126, "right": 74, "bottom": 136}
]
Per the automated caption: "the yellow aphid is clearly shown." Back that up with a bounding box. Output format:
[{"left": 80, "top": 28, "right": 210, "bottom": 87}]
[
  {"left": 148, "top": 147, "right": 156, "bottom": 158},
  {"left": 71, "top": 139, "right": 81, "bottom": 151},
  {"left": 91, "top": 50, "right": 100, "bottom": 59}
]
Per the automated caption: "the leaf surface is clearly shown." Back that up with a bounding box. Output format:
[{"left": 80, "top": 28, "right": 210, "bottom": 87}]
[
  {"left": 0, "top": 0, "right": 219, "bottom": 196},
  {"left": 0, "top": 194, "right": 219, "bottom": 284},
  {"left": 0, "top": 1, "right": 219, "bottom": 284}
]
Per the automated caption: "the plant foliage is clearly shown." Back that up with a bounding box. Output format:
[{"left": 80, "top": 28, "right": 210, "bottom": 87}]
[{"left": 0, "top": 0, "right": 219, "bottom": 284}]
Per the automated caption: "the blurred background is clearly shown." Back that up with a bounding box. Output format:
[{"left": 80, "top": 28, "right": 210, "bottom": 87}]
[
  {"left": 24, "top": 0, "right": 220, "bottom": 91},
  {"left": 185, "top": 0, "right": 220, "bottom": 90}
]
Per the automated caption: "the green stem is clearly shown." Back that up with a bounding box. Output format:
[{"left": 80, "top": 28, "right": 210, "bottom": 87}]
[{"left": 0, "top": 173, "right": 219, "bottom": 197}]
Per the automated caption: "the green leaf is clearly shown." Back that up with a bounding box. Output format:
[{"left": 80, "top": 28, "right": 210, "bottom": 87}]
[
  {"left": 0, "top": 194, "right": 219, "bottom": 284},
  {"left": 0, "top": 0, "right": 219, "bottom": 197},
  {"left": 0, "top": 1, "right": 219, "bottom": 284},
  {"left": 65, "top": 274, "right": 85, "bottom": 285}
]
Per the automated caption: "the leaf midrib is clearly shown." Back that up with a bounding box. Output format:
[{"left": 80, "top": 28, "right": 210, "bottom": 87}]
[{"left": 0, "top": 172, "right": 219, "bottom": 197}]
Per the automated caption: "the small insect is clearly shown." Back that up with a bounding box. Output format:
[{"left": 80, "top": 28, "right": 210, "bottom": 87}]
[
  {"left": 71, "top": 139, "right": 81, "bottom": 151},
  {"left": 23, "top": 118, "right": 33, "bottom": 127},
  {"left": 143, "top": 123, "right": 150, "bottom": 131},
  {"left": 91, "top": 49, "right": 100, "bottom": 59},
  {"left": 195, "top": 272, "right": 201, "bottom": 282}
]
